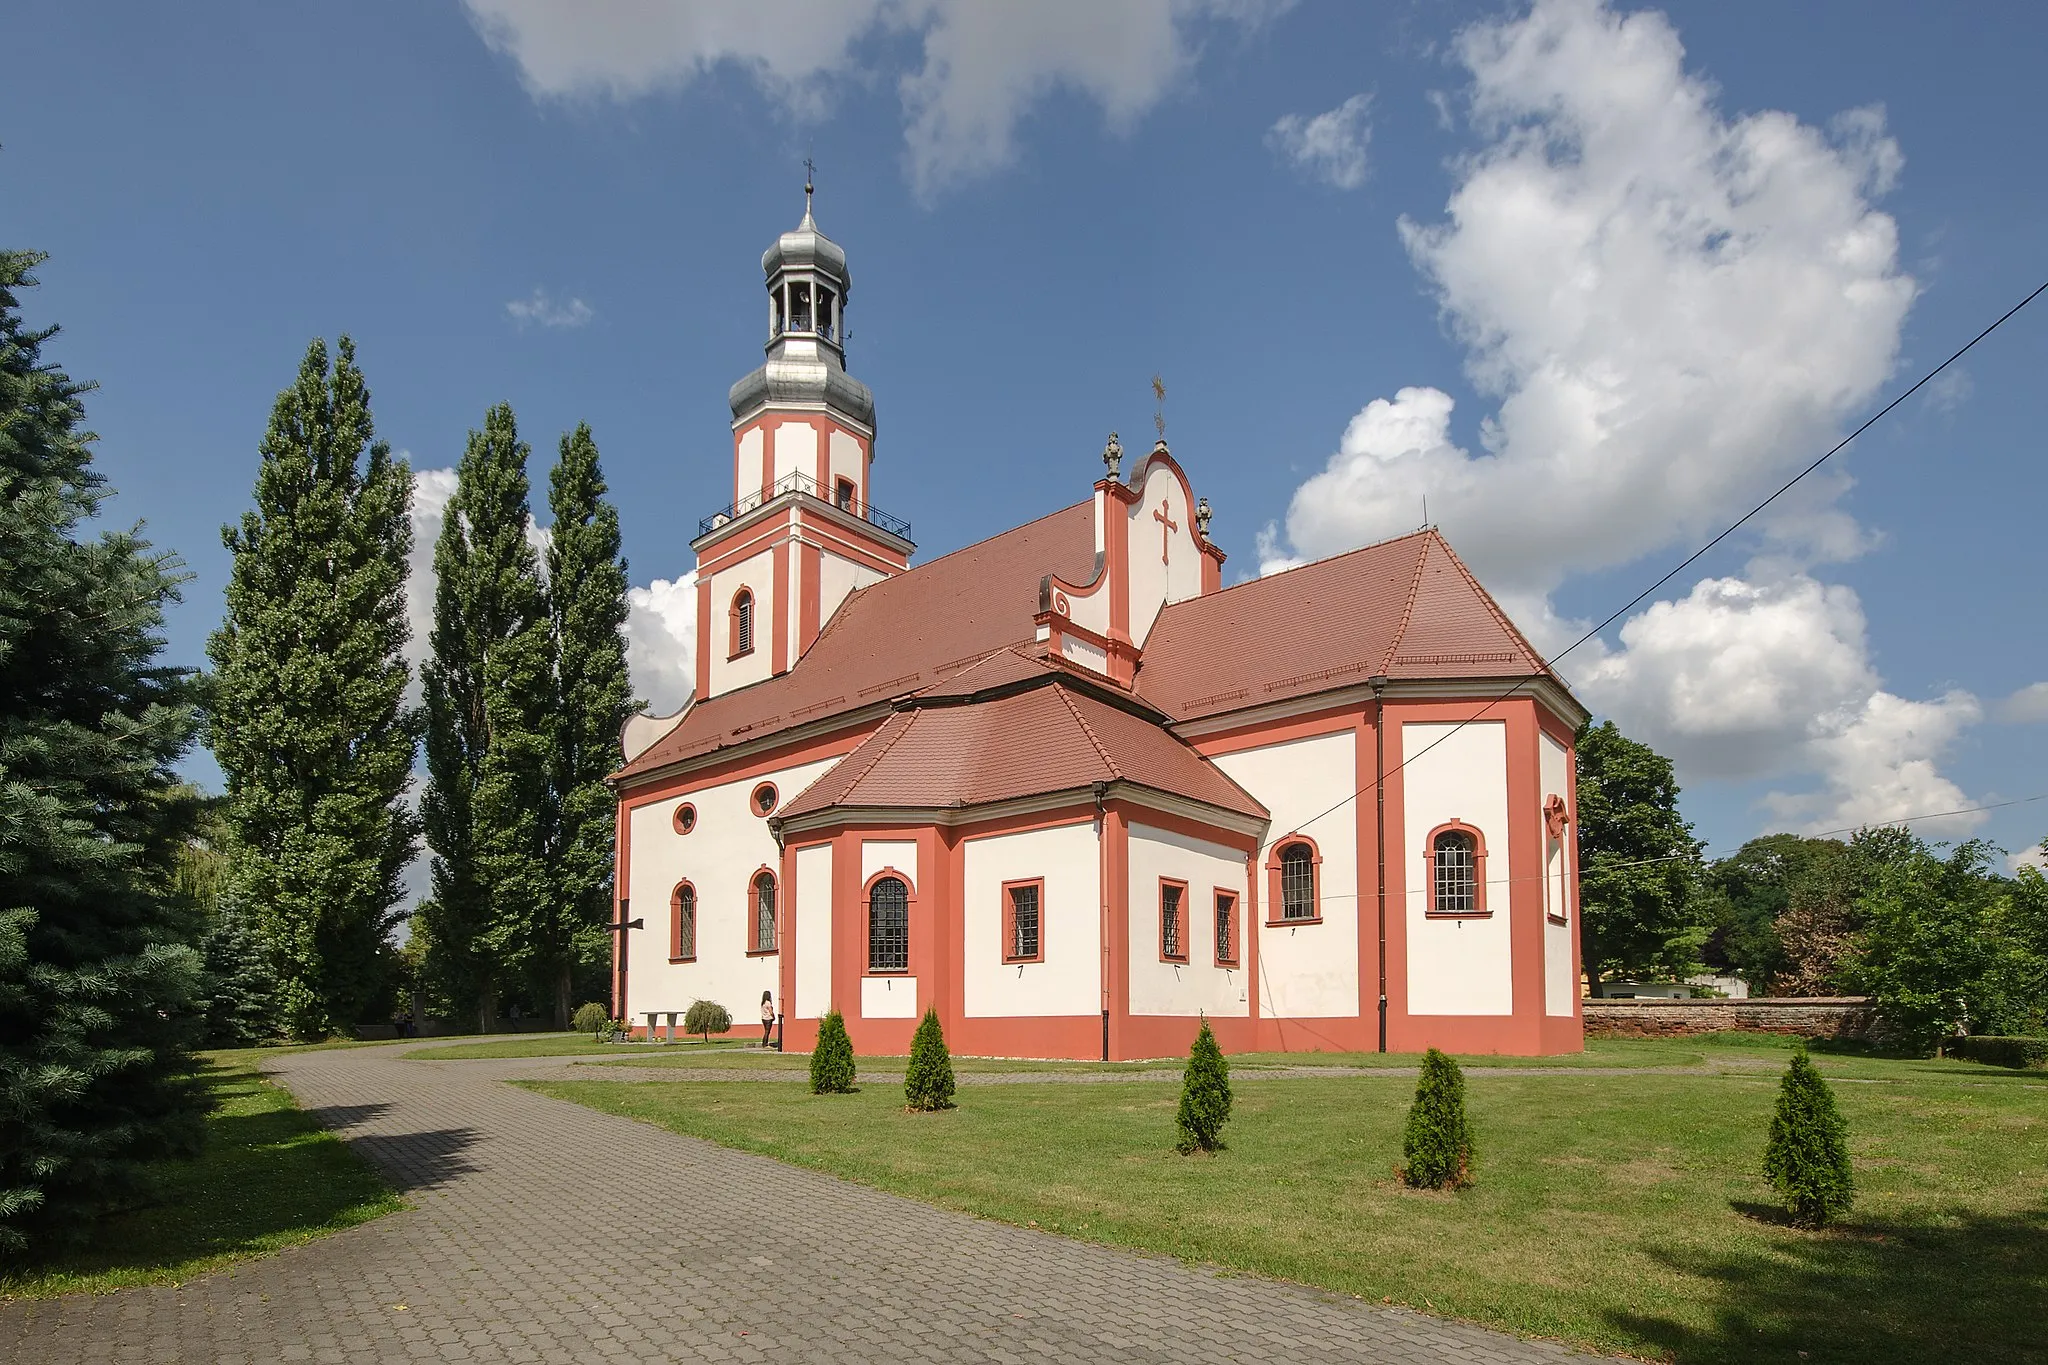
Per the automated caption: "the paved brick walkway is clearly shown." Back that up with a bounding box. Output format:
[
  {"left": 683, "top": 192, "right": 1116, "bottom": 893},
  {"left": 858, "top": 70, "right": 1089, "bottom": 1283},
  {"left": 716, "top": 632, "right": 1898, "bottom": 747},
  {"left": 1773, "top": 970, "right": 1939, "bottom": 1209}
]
[{"left": 2, "top": 1043, "right": 1589, "bottom": 1364}]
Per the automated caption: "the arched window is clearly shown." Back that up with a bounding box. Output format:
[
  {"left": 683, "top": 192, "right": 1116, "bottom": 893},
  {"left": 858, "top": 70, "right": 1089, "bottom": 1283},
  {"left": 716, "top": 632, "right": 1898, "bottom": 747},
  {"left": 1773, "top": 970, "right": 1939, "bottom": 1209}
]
[
  {"left": 868, "top": 875, "right": 909, "bottom": 973},
  {"left": 670, "top": 883, "right": 696, "bottom": 962},
  {"left": 752, "top": 871, "right": 777, "bottom": 953},
  {"left": 1425, "top": 822, "right": 1488, "bottom": 917},
  {"left": 1279, "top": 841, "right": 1317, "bottom": 921},
  {"left": 730, "top": 589, "right": 754, "bottom": 657}
]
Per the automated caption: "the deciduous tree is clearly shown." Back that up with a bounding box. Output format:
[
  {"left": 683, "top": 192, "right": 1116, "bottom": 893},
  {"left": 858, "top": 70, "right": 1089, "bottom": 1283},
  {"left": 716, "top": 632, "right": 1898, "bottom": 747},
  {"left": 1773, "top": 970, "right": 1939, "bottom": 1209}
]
[
  {"left": 1574, "top": 720, "right": 1706, "bottom": 993},
  {"left": 208, "top": 337, "right": 418, "bottom": 1038}
]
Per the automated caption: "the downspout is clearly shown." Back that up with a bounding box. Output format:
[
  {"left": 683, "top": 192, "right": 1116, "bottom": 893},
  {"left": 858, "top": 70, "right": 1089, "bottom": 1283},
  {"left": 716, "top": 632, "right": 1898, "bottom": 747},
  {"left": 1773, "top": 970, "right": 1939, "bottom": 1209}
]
[
  {"left": 771, "top": 816, "right": 787, "bottom": 1051},
  {"left": 1095, "top": 780, "right": 1110, "bottom": 1062},
  {"left": 1371, "top": 676, "right": 1389, "bottom": 1053}
]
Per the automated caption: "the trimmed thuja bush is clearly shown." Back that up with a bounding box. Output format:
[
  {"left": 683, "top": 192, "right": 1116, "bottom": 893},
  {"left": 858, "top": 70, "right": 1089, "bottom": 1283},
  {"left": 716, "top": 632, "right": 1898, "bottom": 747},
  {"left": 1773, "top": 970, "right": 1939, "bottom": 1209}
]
[
  {"left": 1175, "top": 1017, "right": 1232, "bottom": 1153},
  {"left": 682, "top": 998, "right": 731, "bottom": 1043},
  {"left": 1763, "top": 1048, "right": 1855, "bottom": 1226},
  {"left": 810, "top": 1009, "right": 857, "bottom": 1094},
  {"left": 1402, "top": 1048, "right": 1475, "bottom": 1189},
  {"left": 905, "top": 1007, "right": 956, "bottom": 1111}
]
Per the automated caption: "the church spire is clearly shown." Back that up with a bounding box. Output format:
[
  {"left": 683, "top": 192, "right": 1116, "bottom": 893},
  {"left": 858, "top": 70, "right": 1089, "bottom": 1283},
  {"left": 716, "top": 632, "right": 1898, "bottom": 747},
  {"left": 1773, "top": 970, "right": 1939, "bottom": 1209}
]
[{"left": 728, "top": 172, "right": 874, "bottom": 433}]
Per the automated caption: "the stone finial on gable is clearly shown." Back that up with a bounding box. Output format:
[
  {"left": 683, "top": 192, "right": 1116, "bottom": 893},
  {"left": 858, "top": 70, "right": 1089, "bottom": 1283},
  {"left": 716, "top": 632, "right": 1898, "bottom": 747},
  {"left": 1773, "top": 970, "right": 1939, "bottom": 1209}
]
[{"left": 1102, "top": 431, "right": 1123, "bottom": 480}]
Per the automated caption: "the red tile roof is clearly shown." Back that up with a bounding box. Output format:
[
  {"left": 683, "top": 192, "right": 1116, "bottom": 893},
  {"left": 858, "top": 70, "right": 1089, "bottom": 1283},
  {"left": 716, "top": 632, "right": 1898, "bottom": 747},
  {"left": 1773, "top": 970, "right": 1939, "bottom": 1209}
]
[
  {"left": 1133, "top": 529, "right": 1554, "bottom": 721},
  {"left": 777, "top": 680, "right": 1267, "bottom": 822},
  {"left": 615, "top": 502, "right": 1096, "bottom": 780}
]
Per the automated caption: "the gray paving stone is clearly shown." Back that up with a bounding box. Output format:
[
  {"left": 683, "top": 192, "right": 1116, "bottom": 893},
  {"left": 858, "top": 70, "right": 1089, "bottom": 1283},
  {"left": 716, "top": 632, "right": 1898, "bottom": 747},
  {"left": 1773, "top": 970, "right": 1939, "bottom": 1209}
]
[{"left": 2, "top": 1042, "right": 1591, "bottom": 1363}]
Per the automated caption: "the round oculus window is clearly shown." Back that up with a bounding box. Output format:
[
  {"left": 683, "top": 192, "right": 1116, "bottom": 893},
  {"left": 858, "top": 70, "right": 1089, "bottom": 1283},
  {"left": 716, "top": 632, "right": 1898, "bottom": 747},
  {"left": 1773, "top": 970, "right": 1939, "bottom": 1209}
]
[
  {"left": 673, "top": 803, "right": 697, "bottom": 835},
  {"left": 751, "top": 783, "right": 778, "bottom": 816}
]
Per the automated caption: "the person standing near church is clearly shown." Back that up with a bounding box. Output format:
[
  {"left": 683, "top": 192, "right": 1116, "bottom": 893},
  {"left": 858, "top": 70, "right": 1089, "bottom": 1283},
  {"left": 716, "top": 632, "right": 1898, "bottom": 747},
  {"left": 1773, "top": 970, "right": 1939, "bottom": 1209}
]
[{"left": 760, "top": 990, "right": 775, "bottom": 1048}]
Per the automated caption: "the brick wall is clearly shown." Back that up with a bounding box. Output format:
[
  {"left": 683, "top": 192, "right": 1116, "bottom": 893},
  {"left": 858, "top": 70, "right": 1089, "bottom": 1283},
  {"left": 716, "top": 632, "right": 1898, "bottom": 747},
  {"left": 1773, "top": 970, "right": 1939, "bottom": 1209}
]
[{"left": 1582, "top": 996, "right": 1875, "bottom": 1039}]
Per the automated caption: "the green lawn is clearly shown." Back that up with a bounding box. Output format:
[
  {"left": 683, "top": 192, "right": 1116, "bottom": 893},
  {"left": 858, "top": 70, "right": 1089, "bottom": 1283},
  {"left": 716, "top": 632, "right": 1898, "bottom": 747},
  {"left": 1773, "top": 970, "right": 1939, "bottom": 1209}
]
[
  {"left": 0, "top": 1056, "right": 401, "bottom": 1299},
  {"left": 528, "top": 1046, "right": 2048, "bottom": 1364},
  {"left": 405, "top": 1032, "right": 773, "bottom": 1060}
]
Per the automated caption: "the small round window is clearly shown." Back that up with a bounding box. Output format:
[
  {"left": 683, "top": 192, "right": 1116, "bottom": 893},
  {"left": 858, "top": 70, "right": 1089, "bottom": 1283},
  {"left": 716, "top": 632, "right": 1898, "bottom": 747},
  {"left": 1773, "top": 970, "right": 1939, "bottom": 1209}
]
[
  {"left": 673, "top": 803, "right": 697, "bottom": 835},
  {"left": 751, "top": 783, "right": 778, "bottom": 816}
]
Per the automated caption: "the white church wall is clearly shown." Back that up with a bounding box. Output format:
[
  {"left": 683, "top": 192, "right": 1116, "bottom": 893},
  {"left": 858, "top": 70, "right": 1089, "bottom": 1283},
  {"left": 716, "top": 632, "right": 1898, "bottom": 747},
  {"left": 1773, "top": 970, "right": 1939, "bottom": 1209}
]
[
  {"left": 827, "top": 428, "right": 863, "bottom": 505},
  {"left": 736, "top": 426, "right": 765, "bottom": 503},
  {"left": 1125, "top": 822, "right": 1251, "bottom": 1018},
  {"left": 861, "top": 975, "right": 919, "bottom": 1018},
  {"left": 793, "top": 841, "right": 833, "bottom": 1020},
  {"left": 962, "top": 820, "right": 1101, "bottom": 1019},
  {"left": 1124, "top": 462, "right": 1204, "bottom": 647},
  {"left": 861, "top": 840, "right": 918, "bottom": 887},
  {"left": 771, "top": 419, "right": 816, "bottom": 488},
  {"left": 1402, "top": 720, "right": 1513, "bottom": 1016},
  {"left": 705, "top": 548, "right": 775, "bottom": 694},
  {"left": 1212, "top": 729, "right": 1360, "bottom": 1018},
  {"left": 623, "top": 754, "right": 840, "bottom": 1025},
  {"left": 1541, "top": 729, "right": 1576, "bottom": 1018},
  {"left": 817, "top": 549, "right": 886, "bottom": 638}
]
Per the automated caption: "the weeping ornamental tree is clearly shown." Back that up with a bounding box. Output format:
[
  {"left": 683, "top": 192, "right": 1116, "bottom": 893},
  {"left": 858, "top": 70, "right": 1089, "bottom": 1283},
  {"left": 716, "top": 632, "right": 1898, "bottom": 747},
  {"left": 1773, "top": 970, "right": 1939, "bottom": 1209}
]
[
  {"left": 419, "top": 404, "right": 552, "bottom": 1032},
  {"left": 0, "top": 250, "right": 210, "bottom": 1255},
  {"left": 208, "top": 337, "right": 419, "bottom": 1039}
]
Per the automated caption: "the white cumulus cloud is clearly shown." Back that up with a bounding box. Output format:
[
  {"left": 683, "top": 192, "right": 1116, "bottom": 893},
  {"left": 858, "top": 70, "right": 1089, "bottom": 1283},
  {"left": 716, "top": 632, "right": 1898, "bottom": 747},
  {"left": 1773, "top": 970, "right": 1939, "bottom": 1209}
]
[
  {"left": 460, "top": 0, "right": 1287, "bottom": 198},
  {"left": 505, "top": 288, "right": 595, "bottom": 330},
  {"left": 1267, "top": 92, "right": 1373, "bottom": 190},
  {"left": 626, "top": 573, "right": 699, "bottom": 716},
  {"left": 1256, "top": 0, "right": 1973, "bottom": 838},
  {"left": 1996, "top": 681, "right": 2048, "bottom": 724}
]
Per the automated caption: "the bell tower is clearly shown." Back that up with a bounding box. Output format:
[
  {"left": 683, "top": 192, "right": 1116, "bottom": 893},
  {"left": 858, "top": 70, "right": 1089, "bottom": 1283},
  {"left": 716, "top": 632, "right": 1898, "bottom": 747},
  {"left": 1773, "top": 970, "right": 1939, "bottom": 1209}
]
[{"left": 693, "top": 176, "right": 915, "bottom": 702}]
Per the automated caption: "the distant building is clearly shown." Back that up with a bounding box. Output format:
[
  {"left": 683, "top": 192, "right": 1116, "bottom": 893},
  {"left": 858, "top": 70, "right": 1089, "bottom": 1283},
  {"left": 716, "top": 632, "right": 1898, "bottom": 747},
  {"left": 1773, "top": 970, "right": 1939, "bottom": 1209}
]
[{"left": 610, "top": 194, "right": 1588, "bottom": 1059}]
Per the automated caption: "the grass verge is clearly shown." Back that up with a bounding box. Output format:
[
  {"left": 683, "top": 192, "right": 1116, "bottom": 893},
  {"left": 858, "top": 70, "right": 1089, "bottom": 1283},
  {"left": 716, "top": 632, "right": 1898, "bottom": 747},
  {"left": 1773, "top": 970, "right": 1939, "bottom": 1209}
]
[
  {"left": 527, "top": 1056, "right": 2048, "bottom": 1364},
  {"left": 406, "top": 1033, "right": 772, "bottom": 1060},
  {"left": 0, "top": 1057, "right": 402, "bottom": 1299}
]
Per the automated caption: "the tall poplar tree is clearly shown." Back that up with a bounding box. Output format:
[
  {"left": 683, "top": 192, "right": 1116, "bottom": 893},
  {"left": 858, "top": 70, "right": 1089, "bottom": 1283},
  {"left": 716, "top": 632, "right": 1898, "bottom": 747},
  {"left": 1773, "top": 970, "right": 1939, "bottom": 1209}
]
[
  {"left": 0, "top": 250, "right": 209, "bottom": 1255},
  {"left": 420, "top": 403, "right": 552, "bottom": 1031},
  {"left": 208, "top": 338, "right": 418, "bottom": 1039},
  {"left": 537, "top": 424, "right": 633, "bottom": 1027}
]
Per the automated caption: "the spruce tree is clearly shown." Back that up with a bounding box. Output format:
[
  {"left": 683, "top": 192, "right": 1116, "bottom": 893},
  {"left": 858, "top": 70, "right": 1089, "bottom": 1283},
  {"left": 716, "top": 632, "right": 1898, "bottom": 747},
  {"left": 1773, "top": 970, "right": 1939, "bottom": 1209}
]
[
  {"left": 208, "top": 337, "right": 419, "bottom": 1039},
  {"left": 537, "top": 424, "right": 632, "bottom": 1028},
  {"left": 811, "top": 1009, "right": 857, "bottom": 1093},
  {"left": 0, "top": 250, "right": 209, "bottom": 1255},
  {"left": 1175, "top": 1016, "right": 1232, "bottom": 1153},
  {"left": 904, "top": 1007, "right": 956, "bottom": 1110},
  {"left": 1402, "top": 1048, "right": 1475, "bottom": 1189},
  {"left": 420, "top": 404, "right": 552, "bottom": 1031},
  {"left": 1763, "top": 1049, "right": 1855, "bottom": 1226}
]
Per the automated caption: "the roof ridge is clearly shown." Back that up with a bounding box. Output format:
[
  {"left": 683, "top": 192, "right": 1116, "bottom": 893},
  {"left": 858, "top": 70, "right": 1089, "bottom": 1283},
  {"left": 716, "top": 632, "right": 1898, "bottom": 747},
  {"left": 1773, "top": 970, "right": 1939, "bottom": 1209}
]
[
  {"left": 1051, "top": 683, "right": 1121, "bottom": 782},
  {"left": 1168, "top": 527, "right": 1436, "bottom": 607},
  {"left": 786, "top": 708, "right": 918, "bottom": 811},
  {"left": 895, "top": 498, "right": 1093, "bottom": 575},
  {"left": 1376, "top": 534, "right": 1436, "bottom": 676},
  {"left": 1413, "top": 531, "right": 1551, "bottom": 673}
]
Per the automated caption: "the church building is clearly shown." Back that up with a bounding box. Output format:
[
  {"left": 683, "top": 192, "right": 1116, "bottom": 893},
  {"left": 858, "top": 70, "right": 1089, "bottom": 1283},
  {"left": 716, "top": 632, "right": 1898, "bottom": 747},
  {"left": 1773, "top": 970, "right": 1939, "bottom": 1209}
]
[{"left": 610, "top": 194, "right": 1588, "bottom": 1059}]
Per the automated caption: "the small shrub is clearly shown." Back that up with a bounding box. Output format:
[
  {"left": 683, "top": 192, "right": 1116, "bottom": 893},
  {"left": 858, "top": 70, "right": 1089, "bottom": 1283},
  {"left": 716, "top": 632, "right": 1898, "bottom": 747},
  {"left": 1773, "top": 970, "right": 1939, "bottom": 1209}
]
[
  {"left": 1175, "top": 1016, "right": 1232, "bottom": 1153},
  {"left": 682, "top": 998, "right": 732, "bottom": 1042},
  {"left": 904, "top": 1007, "right": 956, "bottom": 1111},
  {"left": 1402, "top": 1048, "right": 1474, "bottom": 1189},
  {"left": 1948, "top": 1035, "right": 2048, "bottom": 1070},
  {"left": 1763, "top": 1048, "right": 1855, "bottom": 1226},
  {"left": 571, "top": 1001, "right": 612, "bottom": 1041},
  {"left": 810, "top": 1009, "right": 857, "bottom": 1093}
]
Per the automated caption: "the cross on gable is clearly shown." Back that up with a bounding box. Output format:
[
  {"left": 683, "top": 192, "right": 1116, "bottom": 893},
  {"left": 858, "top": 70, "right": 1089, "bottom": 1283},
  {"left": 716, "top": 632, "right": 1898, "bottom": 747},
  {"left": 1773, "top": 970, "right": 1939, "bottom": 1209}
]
[{"left": 1153, "top": 499, "right": 1178, "bottom": 564}]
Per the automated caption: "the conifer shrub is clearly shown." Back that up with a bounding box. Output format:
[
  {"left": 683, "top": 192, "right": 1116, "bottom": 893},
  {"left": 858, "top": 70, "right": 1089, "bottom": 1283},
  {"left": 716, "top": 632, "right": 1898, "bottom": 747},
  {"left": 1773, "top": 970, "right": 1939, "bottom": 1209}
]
[
  {"left": 1402, "top": 1048, "right": 1475, "bottom": 1189},
  {"left": 904, "top": 1007, "right": 956, "bottom": 1111},
  {"left": 810, "top": 1009, "right": 857, "bottom": 1094},
  {"left": 682, "top": 998, "right": 731, "bottom": 1042},
  {"left": 1175, "top": 1016, "right": 1233, "bottom": 1153},
  {"left": 572, "top": 1001, "right": 612, "bottom": 1041},
  {"left": 1763, "top": 1048, "right": 1855, "bottom": 1226}
]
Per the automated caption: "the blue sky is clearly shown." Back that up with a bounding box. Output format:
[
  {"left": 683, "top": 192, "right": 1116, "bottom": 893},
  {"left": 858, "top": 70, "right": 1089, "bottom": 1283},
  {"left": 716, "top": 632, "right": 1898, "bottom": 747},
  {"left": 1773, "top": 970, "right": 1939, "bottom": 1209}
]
[{"left": 6, "top": 0, "right": 2045, "bottom": 864}]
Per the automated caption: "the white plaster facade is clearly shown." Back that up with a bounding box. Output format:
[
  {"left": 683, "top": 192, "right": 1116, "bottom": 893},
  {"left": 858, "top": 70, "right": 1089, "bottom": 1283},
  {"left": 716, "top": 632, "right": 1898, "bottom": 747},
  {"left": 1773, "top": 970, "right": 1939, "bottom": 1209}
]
[
  {"left": 1542, "top": 730, "right": 1576, "bottom": 1018},
  {"left": 962, "top": 821, "right": 1101, "bottom": 1018},
  {"left": 1402, "top": 720, "right": 1513, "bottom": 1017},
  {"left": 1125, "top": 823, "right": 1251, "bottom": 1018}
]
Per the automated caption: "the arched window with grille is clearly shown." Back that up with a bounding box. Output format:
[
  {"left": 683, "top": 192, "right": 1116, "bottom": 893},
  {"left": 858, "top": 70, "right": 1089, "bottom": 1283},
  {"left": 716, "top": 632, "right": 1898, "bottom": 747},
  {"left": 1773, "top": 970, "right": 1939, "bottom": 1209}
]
[
  {"left": 1426, "top": 822, "right": 1488, "bottom": 917},
  {"left": 730, "top": 588, "right": 755, "bottom": 657},
  {"left": 670, "top": 882, "right": 696, "bottom": 961},
  {"left": 1276, "top": 839, "right": 1319, "bottom": 921},
  {"left": 868, "top": 875, "right": 909, "bottom": 972},
  {"left": 751, "top": 870, "right": 777, "bottom": 952}
]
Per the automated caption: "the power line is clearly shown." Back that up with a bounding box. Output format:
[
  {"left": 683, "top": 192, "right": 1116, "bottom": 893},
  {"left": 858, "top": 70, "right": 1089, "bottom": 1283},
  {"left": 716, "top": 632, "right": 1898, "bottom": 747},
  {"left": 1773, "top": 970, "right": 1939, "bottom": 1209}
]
[{"left": 1287, "top": 274, "right": 2048, "bottom": 844}]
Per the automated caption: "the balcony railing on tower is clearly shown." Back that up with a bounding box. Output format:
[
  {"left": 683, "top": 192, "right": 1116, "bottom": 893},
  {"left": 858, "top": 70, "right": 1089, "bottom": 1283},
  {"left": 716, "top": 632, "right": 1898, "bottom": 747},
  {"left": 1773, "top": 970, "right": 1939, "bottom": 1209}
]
[{"left": 699, "top": 470, "right": 911, "bottom": 541}]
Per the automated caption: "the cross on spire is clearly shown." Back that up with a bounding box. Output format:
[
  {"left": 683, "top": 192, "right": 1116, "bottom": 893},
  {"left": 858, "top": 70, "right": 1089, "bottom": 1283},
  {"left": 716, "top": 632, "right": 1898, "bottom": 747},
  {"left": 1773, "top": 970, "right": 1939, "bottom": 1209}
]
[
  {"left": 1153, "top": 498, "right": 1178, "bottom": 564},
  {"left": 803, "top": 155, "right": 816, "bottom": 216}
]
